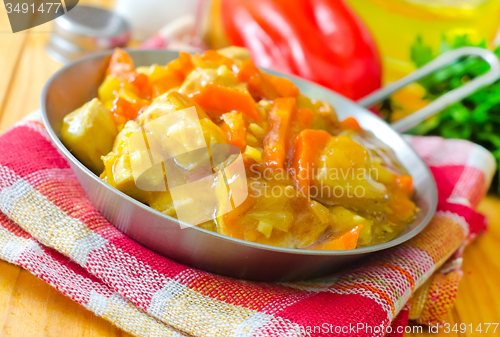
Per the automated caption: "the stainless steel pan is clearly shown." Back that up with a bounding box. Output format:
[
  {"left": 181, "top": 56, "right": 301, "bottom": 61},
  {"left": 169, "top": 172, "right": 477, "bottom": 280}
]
[{"left": 41, "top": 48, "right": 500, "bottom": 281}]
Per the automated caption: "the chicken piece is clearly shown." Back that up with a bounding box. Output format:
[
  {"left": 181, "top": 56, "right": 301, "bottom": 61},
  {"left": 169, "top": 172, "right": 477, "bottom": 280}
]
[{"left": 61, "top": 98, "right": 118, "bottom": 174}]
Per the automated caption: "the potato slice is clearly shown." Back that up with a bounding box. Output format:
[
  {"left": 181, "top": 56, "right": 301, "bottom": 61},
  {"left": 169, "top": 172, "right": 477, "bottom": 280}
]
[{"left": 61, "top": 98, "right": 118, "bottom": 174}]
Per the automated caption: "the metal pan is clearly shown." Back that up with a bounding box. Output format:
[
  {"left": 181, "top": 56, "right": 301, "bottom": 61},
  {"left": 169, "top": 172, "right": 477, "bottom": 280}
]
[{"left": 41, "top": 47, "right": 500, "bottom": 281}]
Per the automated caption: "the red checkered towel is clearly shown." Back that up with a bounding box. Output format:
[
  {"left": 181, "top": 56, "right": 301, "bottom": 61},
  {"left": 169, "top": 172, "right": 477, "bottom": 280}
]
[{"left": 0, "top": 114, "right": 495, "bottom": 337}]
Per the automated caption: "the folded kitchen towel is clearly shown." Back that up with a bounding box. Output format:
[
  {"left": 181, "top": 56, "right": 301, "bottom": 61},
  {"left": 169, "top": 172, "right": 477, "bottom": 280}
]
[{"left": 0, "top": 114, "right": 496, "bottom": 337}]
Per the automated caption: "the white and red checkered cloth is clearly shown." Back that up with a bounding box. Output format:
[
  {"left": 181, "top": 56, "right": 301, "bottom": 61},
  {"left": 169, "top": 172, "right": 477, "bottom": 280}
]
[{"left": 0, "top": 113, "right": 495, "bottom": 336}]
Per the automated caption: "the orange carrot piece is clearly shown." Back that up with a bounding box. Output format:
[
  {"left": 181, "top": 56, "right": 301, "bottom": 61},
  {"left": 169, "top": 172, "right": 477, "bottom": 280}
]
[
  {"left": 289, "top": 129, "right": 332, "bottom": 192},
  {"left": 291, "top": 108, "right": 315, "bottom": 137},
  {"left": 312, "top": 225, "right": 362, "bottom": 250},
  {"left": 339, "top": 116, "right": 363, "bottom": 132},
  {"left": 237, "top": 60, "right": 299, "bottom": 100},
  {"left": 286, "top": 107, "right": 316, "bottom": 160},
  {"left": 396, "top": 175, "right": 414, "bottom": 195},
  {"left": 200, "top": 50, "right": 235, "bottom": 68},
  {"left": 263, "top": 98, "right": 296, "bottom": 169},
  {"left": 264, "top": 74, "right": 299, "bottom": 98},
  {"left": 221, "top": 112, "right": 247, "bottom": 151},
  {"left": 107, "top": 48, "right": 134, "bottom": 78},
  {"left": 110, "top": 97, "right": 144, "bottom": 123},
  {"left": 237, "top": 59, "right": 260, "bottom": 82},
  {"left": 237, "top": 59, "right": 279, "bottom": 100},
  {"left": 167, "top": 52, "right": 194, "bottom": 78},
  {"left": 127, "top": 72, "right": 151, "bottom": 97},
  {"left": 296, "top": 108, "right": 315, "bottom": 128},
  {"left": 191, "top": 83, "right": 262, "bottom": 122}
]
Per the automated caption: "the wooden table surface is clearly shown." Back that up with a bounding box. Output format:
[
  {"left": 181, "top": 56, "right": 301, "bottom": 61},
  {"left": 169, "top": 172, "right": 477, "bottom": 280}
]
[{"left": 0, "top": 1, "right": 499, "bottom": 336}]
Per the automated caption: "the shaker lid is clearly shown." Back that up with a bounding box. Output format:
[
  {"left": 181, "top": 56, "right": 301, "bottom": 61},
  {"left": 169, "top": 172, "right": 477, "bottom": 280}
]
[{"left": 47, "top": 5, "right": 130, "bottom": 63}]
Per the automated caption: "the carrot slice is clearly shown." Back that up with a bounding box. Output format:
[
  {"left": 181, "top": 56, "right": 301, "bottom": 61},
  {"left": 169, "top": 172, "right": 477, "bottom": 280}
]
[
  {"left": 295, "top": 108, "right": 315, "bottom": 129},
  {"left": 221, "top": 112, "right": 247, "bottom": 151},
  {"left": 237, "top": 59, "right": 279, "bottom": 100},
  {"left": 199, "top": 50, "right": 235, "bottom": 68},
  {"left": 289, "top": 129, "right": 332, "bottom": 192},
  {"left": 396, "top": 175, "right": 414, "bottom": 195},
  {"left": 237, "top": 59, "right": 260, "bottom": 82},
  {"left": 263, "top": 98, "right": 296, "bottom": 169},
  {"left": 264, "top": 74, "right": 299, "bottom": 98},
  {"left": 110, "top": 97, "right": 144, "bottom": 121},
  {"left": 191, "top": 83, "right": 262, "bottom": 122},
  {"left": 312, "top": 225, "right": 362, "bottom": 250},
  {"left": 107, "top": 48, "right": 134, "bottom": 78},
  {"left": 167, "top": 52, "right": 194, "bottom": 79},
  {"left": 128, "top": 72, "right": 150, "bottom": 97},
  {"left": 339, "top": 116, "right": 363, "bottom": 132}
]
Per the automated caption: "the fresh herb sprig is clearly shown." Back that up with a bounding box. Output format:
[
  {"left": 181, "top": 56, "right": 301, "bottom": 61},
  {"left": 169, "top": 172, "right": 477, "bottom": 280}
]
[{"left": 405, "top": 35, "right": 500, "bottom": 193}]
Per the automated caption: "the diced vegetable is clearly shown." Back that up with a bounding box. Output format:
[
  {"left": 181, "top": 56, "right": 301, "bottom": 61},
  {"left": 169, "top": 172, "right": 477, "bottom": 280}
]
[
  {"left": 289, "top": 129, "right": 331, "bottom": 192},
  {"left": 329, "top": 206, "right": 373, "bottom": 246},
  {"left": 396, "top": 175, "right": 414, "bottom": 195},
  {"left": 61, "top": 98, "right": 118, "bottom": 174},
  {"left": 310, "top": 200, "right": 330, "bottom": 224},
  {"left": 147, "top": 65, "right": 184, "bottom": 97},
  {"left": 191, "top": 82, "right": 262, "bottom": 121},
  {"left": 294, "top": 108, "right": 315, "bottom": 131},
  {"left": 244, "top": 146, "right": 262, "bottom": 163},
  {"left": 339, "top": 116, "right": 363, "bottom": 132},
  {"left": 107, "top": 48, "right": 134, "bottom": 78},
  {"left": 220, "top": 112, "right": 247, "bottom": 150},
  {"left": 237, "top": 59, "right": 279, "bottom": 100},
  {"left": 264, "top": 74, "right": 299, "bottom": 98},
  {"left": 167, "top": 51, "right": 194, "bottom": 79},
  {"left": 110, "top": 97, "right": 144, "bottom": 122},
  {"left": 97, "top": 75, "right": 138, "bottom": 106},
  {"left": 128, "top": 72, "right": 150, "bottom": 97},
  {"left": 263, "top": 98, "right": 296, "bottom": 169},
  {"left": 248, "top": 123, "right": 266, "bottom": 138},
  {"left": 217, "top": 46, "right": 252, "bottom": 63},
  {"left": 313, "top": 136, "right": 389, "bottom": 214},
  {"left": 257, "top": 220, "right": 274, "bottom": 238},
  {"left": 311, "top": 226, "right": 362, "bottom": 250},
  {"left": 194, "top": 50, "right": 235, "bottom": 69}
]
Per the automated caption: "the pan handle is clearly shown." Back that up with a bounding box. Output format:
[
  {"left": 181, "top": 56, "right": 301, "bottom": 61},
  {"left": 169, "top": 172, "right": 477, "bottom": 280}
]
[{"left": 357, "top": 47, "right": 500, "bottom": 133}]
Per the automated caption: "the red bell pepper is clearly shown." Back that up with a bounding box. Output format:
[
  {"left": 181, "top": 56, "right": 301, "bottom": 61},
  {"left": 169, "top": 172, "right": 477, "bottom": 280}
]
[{"left": 221, "top": 0, "right": 381, "bottom": 100}]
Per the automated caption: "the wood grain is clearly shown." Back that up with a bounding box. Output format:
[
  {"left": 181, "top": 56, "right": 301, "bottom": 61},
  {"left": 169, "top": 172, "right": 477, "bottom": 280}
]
[
  {"left": 0, "top": 1, "right": 499, "bottom": 335},
  {"left": 0, "top": 6, "right": 28, "bottom": 123}
]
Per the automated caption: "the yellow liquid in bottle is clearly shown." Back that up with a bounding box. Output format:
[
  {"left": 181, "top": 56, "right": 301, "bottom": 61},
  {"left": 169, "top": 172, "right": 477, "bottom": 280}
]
[{"left": 346, "top": 0, "right": 500, "bottom": 83}]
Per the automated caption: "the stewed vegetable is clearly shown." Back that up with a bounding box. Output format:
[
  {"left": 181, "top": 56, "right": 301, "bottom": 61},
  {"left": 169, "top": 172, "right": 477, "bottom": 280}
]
[{"left": 61, "top": 48, "right": 418, "bottom": 250}]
